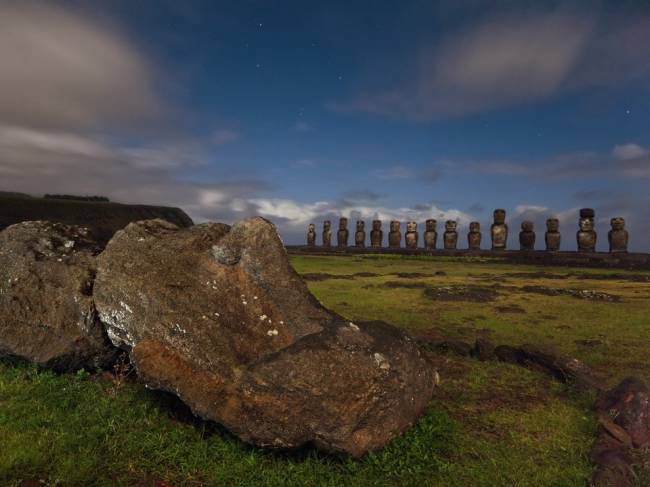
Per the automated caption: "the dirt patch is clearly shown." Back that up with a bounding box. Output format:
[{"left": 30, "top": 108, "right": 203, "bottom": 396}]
[
  {"left": 301, "top": 271, "right": 380, "bottom": 281},
  {"left": 390, "top": 272, "right": 432, "bottom": 278},
  {"left": 380, "top": 281, "right": 429, "bottom": 289},
  {"left": 495, "top": 304, "right": 527, "bottom": 314},
  {"left": 521, "top": 285, "right": 621, "bottom": 302},
  {"left": 424, "top": 285, "right": 498, "bottom": 302}
]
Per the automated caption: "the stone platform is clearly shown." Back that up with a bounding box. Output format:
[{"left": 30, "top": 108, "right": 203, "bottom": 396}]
[{"left": 286, "top": 246, "right": 650, "bottom": 271}]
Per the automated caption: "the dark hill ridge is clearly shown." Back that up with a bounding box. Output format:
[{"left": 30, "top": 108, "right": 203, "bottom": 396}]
[{"left": 0, "top": 192, "right": 193, "bottom": 244}]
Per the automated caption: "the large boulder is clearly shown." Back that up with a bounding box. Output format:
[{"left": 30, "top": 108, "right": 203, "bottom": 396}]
[
  {"left": 94, "top": 217, "right": 434, "bottom": 456},
  {"left": 0, "top": 221, "right": 117, "bottom": 371}
]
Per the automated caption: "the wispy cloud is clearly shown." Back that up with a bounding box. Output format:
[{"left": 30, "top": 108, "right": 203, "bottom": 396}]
[
  {"left": 332, "top": 9, "right": 650, "bottom": 120},
  {"left": 374, "top": 165, "right": 414, "bottom": 180}
]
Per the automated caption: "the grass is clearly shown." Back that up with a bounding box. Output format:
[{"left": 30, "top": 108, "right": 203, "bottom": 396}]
[{"left": 3, "top": 253, "right": 649, "bottom": 486}]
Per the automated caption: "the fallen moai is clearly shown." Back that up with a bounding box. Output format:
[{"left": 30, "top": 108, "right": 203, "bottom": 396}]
[{"left": 0, "top": 217, "right": 435, "bottom": 457}]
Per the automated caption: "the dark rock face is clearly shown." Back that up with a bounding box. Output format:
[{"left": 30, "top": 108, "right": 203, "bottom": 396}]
[
  {"left": 597, "top": 377, "right": 650, "bottom": 448},
  {"left": 519, "top": 221, "right": 535, "bottom": 250},
  {"left": 609, "top": 217, "right": 629, "bottom": 253},
  {"left": 94, "top": 217, "right": 434, "bottom": 457},
  {"left": 388, "top": 221, "right": 401, "bottom": 248},
  {"left": 545, "top": 218, "right": 561, "bottom": 251},
  {"left": 355, "top": 220, "right": 366, "bottom": 248},
  {"left": 424, "top": 219, "right": 437, "bottom": 250},
  {"left": 467, "top": 221, "right": 481, "bottom": 250},
  {"left": 405, "top": 221, "right": 418, "bottom": 249},
  {"left": 370, "top": 220, "right": 383, "bottom": 247},
  {"left": 443, "top": 220, "right": 457, "bottom": 250},
  {"left": 577, "top": 217, "right": 597, "bottom": 252},
  {"left": 306, "top": 224, "right": 316, "bottom": 246},
  {"left": 491, "top": 209, "right": 508, "bottom": 250},
  {"left": 337, "top": 217, "right": 349, "bottom": 247},
  {"left": 471, "top": 338, "right": 495, "bottom": 361},
  {"left": 322, "top": 220, "right": 332, "bottom": 247},
  {"left": 0, "top": 193, "right": 192, "bottom": 245},
  {"left": 0, "top": 221, "right": 117, "bottom": 371}
]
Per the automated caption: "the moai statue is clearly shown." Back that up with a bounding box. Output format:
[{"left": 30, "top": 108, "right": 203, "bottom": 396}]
[
  {"left": 370, "top": 220, "right": 383, "bottom": 248},
  {"left": 307, "top": 223, "right": 316, "bottom": 247},
  {"left": 545, "top": 218, "right": 561, "bottom": 251},
  {"left": 443, "top": 220, "right": 458, "bottom": 250},
  {"left": 467, "top": 221, "right": 481, "bottom": 250},
  {"left": 580, "top": 208, "right": 595, "bottom": 223},
  {"left": 519, "top": 221, "right": 535, "bottom": 250},
  {"left": 424, "top": 219, "right": 438, "bottom": 250},
  {"left": 337, "top": 217, "right": 349, "bottom": 247},
  {"left": 608, "top": 217, "right": 629, "bottom": 253},
  {"left": 577, "top": 217, "right": 597, "bottom": 252},
  {"left": 355, "top": 220, "right": 366, "bottom": 248},
  {"left": 405, "top": 221, "right": 418, "bottom": 249},
  {"left": 388, "top": 221, "right": 401, "bottom": 248},
  {"left": 491, "top": 209, "right": 508, "bottom": 250},
  {"left": 322, "top": 220, "right": 332, "bottom": 247}
]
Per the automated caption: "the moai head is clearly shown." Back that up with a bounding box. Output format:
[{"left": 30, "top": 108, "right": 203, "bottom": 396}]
[
  {"left": 356, "top": 220, "right": 365, "bottom": 231},
  {"left": 406, "top": 221, "right": 417, "bottom": 233},
  {"left": 308, "top": 223, "right": 315, "bottom": 233},
  {"left": 390, "top": 220, "right": 400, "bottom": 232},
  {"left": 546, "top": 218, "right": 559, "bottom": 232},
  {"left": 372, "top": 220, "right": 382, "bottom": 231},
  {"left": 580, "top": 208, "right": 595, "bottom": 220},
  {"left": 611, "top": 217, "right": 625, "bottom": 231},
  {"left": 493, "top": 209, "right": 506, "bottom": 224},
  {"left": 323, "top": 220, "right": 331, "bottom": 231},
  {"left": 445, "top": 220, "right": 457, "bottom": 232},
  {"left": 426, "top": 219, "right": 437, "bottom": 231},
  {"left": 469, "top": 221, "right": 480, "bottom": 232},
  {"left": 579, "top": 217, "right": 594, "bottom": 232},
  {"left": 339, "top": 217, "right": 348, "bottom": 230},
  {"left": 521, "top": 221, "right": 534, "bottom": 232}
]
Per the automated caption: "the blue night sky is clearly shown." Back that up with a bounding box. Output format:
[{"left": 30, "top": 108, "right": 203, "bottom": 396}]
[{"left": 1, "top": 1, "right": 649, "bottom": 249}]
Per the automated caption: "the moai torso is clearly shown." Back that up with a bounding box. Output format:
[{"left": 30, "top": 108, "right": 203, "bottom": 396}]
[
  {"left": 608, "top": 217, "right": 628, "bottom": 253},
  {"left": 491, "top": 209, "right": 508, "bottom": 250},
  {"left": 355, "top": 220, "right": 366, "bottom": 248},
  {"left": 424, "top": 219, "right": 437, "bottom": 250},
  {"left": 519, "top": 221, "right": 535, "bottom": 250},
  {"left": 322, "top": 220, "right": 332, "bottom": 247},
  {"left": 405, "top": 221, "right": 418, "bottom": 249},
  {"left": 337, "top": 217, "right": 349, "bottom": 247},
  {"left": 577, "top": 217, "right": 597, "bottom": 252},
  {"left": 307, "top": 224, "right": 316, "bottom": 246},
  {"left": 370, "top": 220, "right": 383, "bottom": 248},
  {"left": 388, "top": 221, "right": 401, "bottom": 248},
  {"left": 443, "top": 220, "right": 458, "bottom": 250},
  {"left": 468, "top": 221, "right": 481, "bottom": 250},
  {"left": 545, "top": 218, "right": 561, "bottom": 251}
]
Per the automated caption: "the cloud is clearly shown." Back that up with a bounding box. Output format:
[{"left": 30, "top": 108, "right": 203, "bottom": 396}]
[
  {"left": 211, "top": 129, "right": 239, "bottom": 146},
  {"left": 293, "top": 121, "right": 313, "bottom": 132},
  {"left": 0, "top": 2, "right": 159, "bottom": 131},
  {"left": 333, "top": 9, "right": 650, "bottom": 120},
  {"left": 374, "top": 165, "right": 414, "bottom": 180}
]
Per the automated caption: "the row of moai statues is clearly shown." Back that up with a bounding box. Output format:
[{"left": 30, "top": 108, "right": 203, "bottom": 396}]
[{"left": 306, "top": 208, "right": 629, "bottom": 252}]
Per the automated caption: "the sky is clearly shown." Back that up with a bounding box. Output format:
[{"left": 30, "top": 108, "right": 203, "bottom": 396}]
[{"left": 1, "top": 0, "right": 649, "bottom": 250}]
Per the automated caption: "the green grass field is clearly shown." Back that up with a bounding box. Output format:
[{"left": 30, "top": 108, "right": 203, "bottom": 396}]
[{"left": 2, "top": 254, "right": 650, "bottom": 486}]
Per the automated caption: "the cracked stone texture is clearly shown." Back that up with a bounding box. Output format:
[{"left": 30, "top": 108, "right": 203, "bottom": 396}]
[
  {"left": 0, "top": 221, "right": 117, "bottom": 371},
  {"left": 94, "top": 217, "right": 434, "bottom": 457}
]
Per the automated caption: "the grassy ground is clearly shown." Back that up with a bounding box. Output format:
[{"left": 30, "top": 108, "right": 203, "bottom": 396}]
[{"left": 3, "top": 254, "right": 650, "bottom": 486}]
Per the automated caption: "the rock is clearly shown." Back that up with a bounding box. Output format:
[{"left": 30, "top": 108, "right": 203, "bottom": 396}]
[
  {"left": 94, "top": 217, "right": 434, "bottom": 457},
  {"left": 471, "top": 338, "right": 495, "bottom": 361},
  {"left": 518, "top": 344, "right": 601, "bottom": 390},
  {"left": 429, "top": 340, "right": 472, "bottom": 356},
  {"left": 0, "top": 221, "right": 117, "bottom": 371},
  {"left": 494, "top": 345, "right": 525, "bottom": 364},
  {"left": 597, "top": 377, "right": 650, "bottom": 448}
]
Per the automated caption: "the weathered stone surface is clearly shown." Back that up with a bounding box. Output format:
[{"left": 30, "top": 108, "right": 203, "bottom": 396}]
[
  {"left": 519, "top": 221, "right": 535, "bottom": 250},
  {"left": 577, "top": 217, "right": 597, "bottom": 252},
  {"left": 405, "top": 221, "right": 418, "bottom": 249},
  {"left": 443, "top": 220, "right": 458, "bottom": 250},
  {"left": 424, "top": 219, "right": 437, "bottom": 250},
  {"left": 355, "top": 220, "right": 366, "bottom": 248},
  {"left": 388, "top": 221, "right": 401, "bottom": 248},
  {"left": 306, "top": 224, "right": 316, "bottom": 246},
  {"left": 94, "top": 217, "right": 434, "bottom": 457},
  {"left": 491, "top": 209, "right": 508, "bottom": 250},
  {"left": 467, "top": 221, "right": 481, "bottom": 250},
  {"left": 337, "top": 217, "right": 349, "bottom": 247},
  {"left": 370, "top": 220, "right": 383, "bottom": 248},
  {"left": 0, "top": 221, "right": 117, "bottom": 371},
  {"left": 597, "top": 377, "right": 650, "bottom": 448},
  {"left": 545, "top": 218, "right": 561, "bottom": 251},
  {"left": 609, "top": 217, "right": 629, "bottom": 253},
  {"left": 322, "top": 220, "right": 332, "bottom": 247}
]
